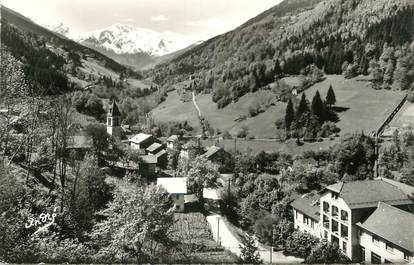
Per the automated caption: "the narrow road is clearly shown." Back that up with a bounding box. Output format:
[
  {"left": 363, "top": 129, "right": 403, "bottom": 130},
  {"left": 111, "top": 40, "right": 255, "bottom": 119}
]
[
  {"left": 207, "top": 214, "right": 242, "bottom": 257},
  {"left": 192, "top": 91, "right": 202, "bottom": 117},
  {"left": 207, "top": 214, "right": 304, "bottom": 263}
]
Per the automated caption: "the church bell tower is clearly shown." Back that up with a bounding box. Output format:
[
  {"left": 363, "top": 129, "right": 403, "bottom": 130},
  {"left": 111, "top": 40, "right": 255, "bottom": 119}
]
[{"left": 107, "top": 100, "right": 122, "bottom": 140}]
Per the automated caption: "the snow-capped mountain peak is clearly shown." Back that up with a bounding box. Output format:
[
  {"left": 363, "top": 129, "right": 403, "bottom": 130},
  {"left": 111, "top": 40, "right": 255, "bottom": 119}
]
[
  {"left": 43, "top": 22, "right": 80, "bottom": 40},
  {"left": 76, "top": 23, "right": 197, "bottom": 56}
]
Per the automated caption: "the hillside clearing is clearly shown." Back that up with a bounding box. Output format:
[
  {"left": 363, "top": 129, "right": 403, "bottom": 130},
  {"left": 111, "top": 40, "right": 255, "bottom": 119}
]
[{"left": 152, "top": 75, "right": 405, "bottom": 154}]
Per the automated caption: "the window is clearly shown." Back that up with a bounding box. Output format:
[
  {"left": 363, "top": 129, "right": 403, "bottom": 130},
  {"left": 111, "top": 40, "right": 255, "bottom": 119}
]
[
  {"left": 331, "top": 235, "right": 339, "bottom": 246},
  {"left": 372, "top": 235, "right": 380, "bottom": 246},
  {"left": 331, "top": 192, "right": 339, "bottom": 200},
  {"left": 176, "top": 194, "right": 180, "bottom": 200},
  {"left": 323, "top": 215, "right": 329, "bottom": 229},
  {"left": 332, "top": 205, "right": 339, "bottom": 217},
  {"left": 323, "top": 201, "right": 330, "bottom": 213},
  {"left": 386, "top": 243, "right": 394, "bottom": 253},
  {"left": 361, "top": 246, "right": 366, "bottom": 262},
  {"left": 371, "top": 252, "right": 381, "bottom": 264},
  {"left": 404, "top": 252, "right": 411, "bottom": 261},
  {"left": 324, "top": 230, "right": 328, "bottom": 239},
  {"left": 332, "top": 220, "right": 339, "bottom": 234},
  {"left": 341, "top": 224, "right": 348, "bottom": 240},
  {"left": 295, "top": 210, "right": 298, "bottom": 220},
  {"left": 342, "top": 241, "right": 347, "bottom": 252},
  {"left": 341, "top": 210, "right": 348, "bottom": 222},
  {"left": 303, "top": 216, "right": 310, "bottom": 226}
]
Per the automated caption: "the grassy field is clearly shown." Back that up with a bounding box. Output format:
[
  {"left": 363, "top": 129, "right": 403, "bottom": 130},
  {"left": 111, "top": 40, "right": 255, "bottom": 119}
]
[
  {"left": 171, "top": 212, "right": 239, "bottom": 263},
  {"left": 303, "top": 75, "right": 405, "bottom": 135},
  {"left": 202, "top": 137, "right": 339, "bottom": 155},
  {"left": 152, "top": 75, "right": 406, "bottom": 154}
]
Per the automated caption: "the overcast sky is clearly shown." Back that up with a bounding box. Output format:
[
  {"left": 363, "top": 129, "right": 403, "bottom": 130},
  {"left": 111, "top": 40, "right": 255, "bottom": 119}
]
[{"left": 3, "top": 0, "right": 283, "bottom": 40}]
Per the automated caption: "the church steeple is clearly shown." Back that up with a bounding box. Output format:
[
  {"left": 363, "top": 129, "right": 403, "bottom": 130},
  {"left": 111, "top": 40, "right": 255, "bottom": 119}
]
[{"left": 107, "top": 100, "right": 122, "bottom": 140}]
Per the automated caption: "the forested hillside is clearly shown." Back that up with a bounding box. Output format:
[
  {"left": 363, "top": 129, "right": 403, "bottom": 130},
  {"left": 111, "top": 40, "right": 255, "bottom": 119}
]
[
  {"left": 150, "top": 0, "right": 414, "bottom": 108},
  {"left": 1, "top": 6, "right": 141, "bottom": 95}
]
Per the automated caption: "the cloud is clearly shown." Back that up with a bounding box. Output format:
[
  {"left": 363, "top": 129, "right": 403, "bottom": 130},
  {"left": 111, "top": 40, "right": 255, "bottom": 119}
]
[{"left": 151, "top": 15, "right": 168, "bottom": 21}]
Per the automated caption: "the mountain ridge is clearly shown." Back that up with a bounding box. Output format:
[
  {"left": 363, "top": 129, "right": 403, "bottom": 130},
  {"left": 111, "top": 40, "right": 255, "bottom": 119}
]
[{"left": 149, "top": 0, "right": 414, "bottom": 108}]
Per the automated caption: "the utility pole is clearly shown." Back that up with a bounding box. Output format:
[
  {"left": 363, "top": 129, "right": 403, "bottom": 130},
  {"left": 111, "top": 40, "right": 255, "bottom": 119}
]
[
  {"left": 270, "top": 246, "right": 273, "bottom": 264},
  {"left": 227, "top": 177, "right": 231, "bottom": 199},
  {"left": 217, "top": 216, "right": 220, "bottom": 246}
]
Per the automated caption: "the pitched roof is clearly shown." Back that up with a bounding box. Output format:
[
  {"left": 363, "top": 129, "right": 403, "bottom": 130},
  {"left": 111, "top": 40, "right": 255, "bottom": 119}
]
[
  {"left": 139, "top": 155, "right": 157, "bottom": 164},
  {"left": 128, "top": 133, "right": 153, "bottom": 144},
  {"left": 357, "top": 202, "right": 414, "bottom": 253},
  {"left": 108, "top": 100, "right": 121, "bottom": 116},
  {"left": 325, "top": 179, "right": 412, "bottom": 209},
  {"left": 146, "top": 142, "right": 163, "bottom": 153},
  {"left": 157, "top": 177, "right": 187, "bottom": 194},
  {"left": 203, "top": 146, "right": 224, "bottom": 159},
  {"left": 290, "top": 192, "right": 321, "bottom": 221},
  {"left": 167, "top": 135, "right": 179, "bottom": 142},
  {"left": 155, "top": 149, "right": 167, "bottom": 158},
  {"left": 377, "top": 177, "right": 414, "bottom": 197}
]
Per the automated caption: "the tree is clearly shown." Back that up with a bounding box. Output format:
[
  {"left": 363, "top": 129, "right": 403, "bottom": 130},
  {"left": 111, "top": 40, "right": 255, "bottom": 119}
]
[
  {"left": 85, "top": 123, "right": 110, "bottom": 163},
  {"left": 326, "top": 85, "right": 336, "bottom": 107},
  {"left": 285, "top": 231, "right": 319, "bottom": 258},
  {"left": 311, "top": 90, "right": 325, "bottom": 122},
  {"left": 394, "top": 57, "right": 411, "bottom": 90},
  {"left": 306, "top": 240, "right": 351, "bottom": 264},
  {"left": 186, "top": 157, "right": 221, "bottom": 206},
  {"left": 297, "top": 93, "right": 309, "bottom": 118},
  {"left": 66, "top": 156, "right": 113, "bottom": 238},
  {"left": 91, "top": 183, "right": 174, "bottom": 263},
  {"left": 332, "top": 133, "right": 376, "bottom": 179},
  {"left": 0, "top": 50, "right": 29, "bottom": 158},
  {"left": 285, "top": 98, "right": 294, "bottom": 131},
  {"left": 239, "top": 233, "right": 262, "bottom": 264},
  {"left": 254, "top": 214, "right": 279, "bottom": 245},
  {"left": 272, "top": 219, "right": 294, "bottom": 248}
]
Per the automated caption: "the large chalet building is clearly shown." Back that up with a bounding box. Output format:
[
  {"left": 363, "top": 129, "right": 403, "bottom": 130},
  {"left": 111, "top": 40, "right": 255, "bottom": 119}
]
[{"left": 291, "top": 178, "right": 414, "bottom": 263}]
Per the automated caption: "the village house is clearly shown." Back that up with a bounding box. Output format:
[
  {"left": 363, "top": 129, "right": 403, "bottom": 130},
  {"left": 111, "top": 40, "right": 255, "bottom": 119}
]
[
  {"left": 291, "top": 178, "right": 414, "bottom": 263},
  {"left": 157, "top": 177, "right": 188, "bottom": 212},
  {"left": 126, "top": 133, "right": 155, "bottom": 153},
  {"left": 202, "top": 146, "right": 233, "bottom": 173},
  {"left": 291, "top": 192, "right": 321, "bottom": 238},
  {"left": 138, "top": 155, "right": 158, "bottom": 176},
  {"left": 357, "top": 202, "right": 414, "bottom": 264},
  {"left": 155, "top": 149, "right": 168, "bottom": 169},
  {"left": 146, "top": 142, "right": 164, "bottom": 155}
]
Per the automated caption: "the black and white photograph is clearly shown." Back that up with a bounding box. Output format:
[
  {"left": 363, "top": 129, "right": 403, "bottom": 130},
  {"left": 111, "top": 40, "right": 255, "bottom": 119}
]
[{"left": 1, "top": 0, "right": 414, "bottom": 264}]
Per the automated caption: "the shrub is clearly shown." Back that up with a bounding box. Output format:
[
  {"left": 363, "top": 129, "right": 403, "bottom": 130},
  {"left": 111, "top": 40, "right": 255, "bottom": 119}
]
[
  {"left": 254, "top": 215, "right": 279, "bottom": 245},
  {"left": 237, "top": 126, "right": 249, "bottom": 138},
  {"left": 222, "top": 130, "right": 232, "bottom": 139},
  {"left": 306, "top": 240, "right": 351, "bottom": 264},
  {"left": 284, "top": 231, "right": 319, "bottom": 258}
]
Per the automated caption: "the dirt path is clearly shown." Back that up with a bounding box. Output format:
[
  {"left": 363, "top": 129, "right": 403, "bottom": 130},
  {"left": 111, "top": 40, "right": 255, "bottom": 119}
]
[{"left": 192, "top": 91, "right": 202, "bottom": 117}]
